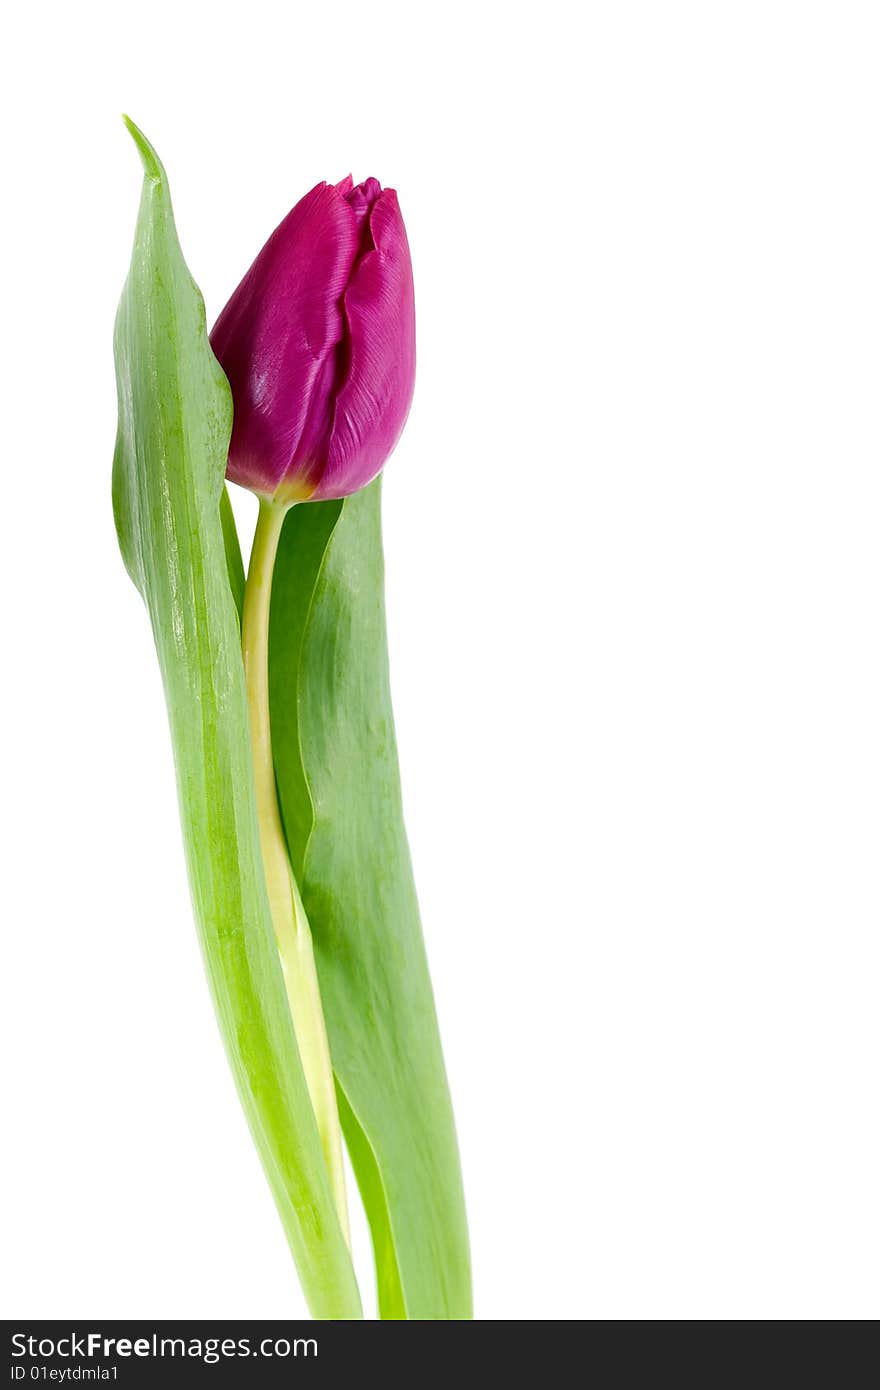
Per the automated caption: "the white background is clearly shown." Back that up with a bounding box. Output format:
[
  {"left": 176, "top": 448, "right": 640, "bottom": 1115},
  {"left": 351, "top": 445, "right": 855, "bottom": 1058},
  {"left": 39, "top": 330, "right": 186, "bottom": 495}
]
[{"left": 2, "top": 2, "right": 878, "bottom": 1321}]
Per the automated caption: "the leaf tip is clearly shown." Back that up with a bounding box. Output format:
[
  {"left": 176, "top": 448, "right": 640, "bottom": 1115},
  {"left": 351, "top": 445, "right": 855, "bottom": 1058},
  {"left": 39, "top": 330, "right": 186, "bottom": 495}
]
[{"left": 122, "top": 115, "right": 165, "bottom": 184}]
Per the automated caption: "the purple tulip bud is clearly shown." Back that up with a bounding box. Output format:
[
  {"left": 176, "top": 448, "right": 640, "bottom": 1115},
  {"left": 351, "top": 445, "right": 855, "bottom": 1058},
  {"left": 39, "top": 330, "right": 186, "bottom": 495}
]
[{"left": 211, "top": 176, "right": 415, "bottom": 503}]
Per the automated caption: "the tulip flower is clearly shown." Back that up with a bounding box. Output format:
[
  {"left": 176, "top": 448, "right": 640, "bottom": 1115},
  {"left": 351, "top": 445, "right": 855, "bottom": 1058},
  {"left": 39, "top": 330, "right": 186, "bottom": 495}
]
[
  {"left": 209, "top": 173, "right": 417, "bottom": 1261},
  {"left": 115, "top": 125, "right": 469, "bottom": 1321},
  {"left": 211, "top": 176, "right": 416, "bottom": 503}
]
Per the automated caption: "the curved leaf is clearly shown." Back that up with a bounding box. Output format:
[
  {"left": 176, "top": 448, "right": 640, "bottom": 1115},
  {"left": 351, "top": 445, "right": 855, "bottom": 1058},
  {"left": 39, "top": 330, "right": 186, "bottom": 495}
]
[
  {"left": 112, "top": 120, "right": 361, "bottom": 1320},
  {"left": 270, "top": 481, "right": 471, "bottom": 1319}
]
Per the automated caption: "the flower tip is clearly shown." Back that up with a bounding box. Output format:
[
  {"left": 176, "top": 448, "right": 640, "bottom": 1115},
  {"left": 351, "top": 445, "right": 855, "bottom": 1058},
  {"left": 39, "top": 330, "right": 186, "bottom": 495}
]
[
  {"left": 344, "top": 176, "right": 384, "bottom": 223},
  {"left": 122, "top": 116, "right": 165, "bottom": 184}
]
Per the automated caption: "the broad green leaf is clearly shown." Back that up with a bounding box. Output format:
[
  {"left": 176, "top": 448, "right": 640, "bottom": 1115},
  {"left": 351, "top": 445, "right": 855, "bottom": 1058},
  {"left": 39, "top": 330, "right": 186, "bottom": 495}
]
[
  {"left": 111, "top": 120, "right": 361, "bottom": 1320},
  {"left": 270, "top": 481, "right": 472, "bottom": 1319}
]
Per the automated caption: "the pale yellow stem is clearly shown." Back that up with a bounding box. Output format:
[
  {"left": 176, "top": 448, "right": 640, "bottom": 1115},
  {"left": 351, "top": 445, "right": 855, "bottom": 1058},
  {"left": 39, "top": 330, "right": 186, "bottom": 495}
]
[{"left": 241, "top": 496, "right": 350, "bottom": 1243}]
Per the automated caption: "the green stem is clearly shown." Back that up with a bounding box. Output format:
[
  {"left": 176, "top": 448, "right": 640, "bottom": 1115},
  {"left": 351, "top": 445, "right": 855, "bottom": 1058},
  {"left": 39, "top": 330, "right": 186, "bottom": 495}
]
[{"left": 242, "top": 496, "right": 350, "bottom": 1244}]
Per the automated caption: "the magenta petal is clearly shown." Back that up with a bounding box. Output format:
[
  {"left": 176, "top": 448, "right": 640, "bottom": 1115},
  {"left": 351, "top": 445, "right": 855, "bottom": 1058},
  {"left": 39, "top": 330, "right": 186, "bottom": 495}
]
[
  {"left": 313, "top": 190, "right": 416, "bottom": 500},
  {"left": 210, "top": 183, "right": 359, "bottom": 497}
]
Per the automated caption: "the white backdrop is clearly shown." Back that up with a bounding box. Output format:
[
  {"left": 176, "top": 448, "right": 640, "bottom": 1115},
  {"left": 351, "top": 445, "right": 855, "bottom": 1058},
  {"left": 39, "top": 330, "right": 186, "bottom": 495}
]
[{"left": 2, "top": 2, "right": 878, "bottom": 1320}]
